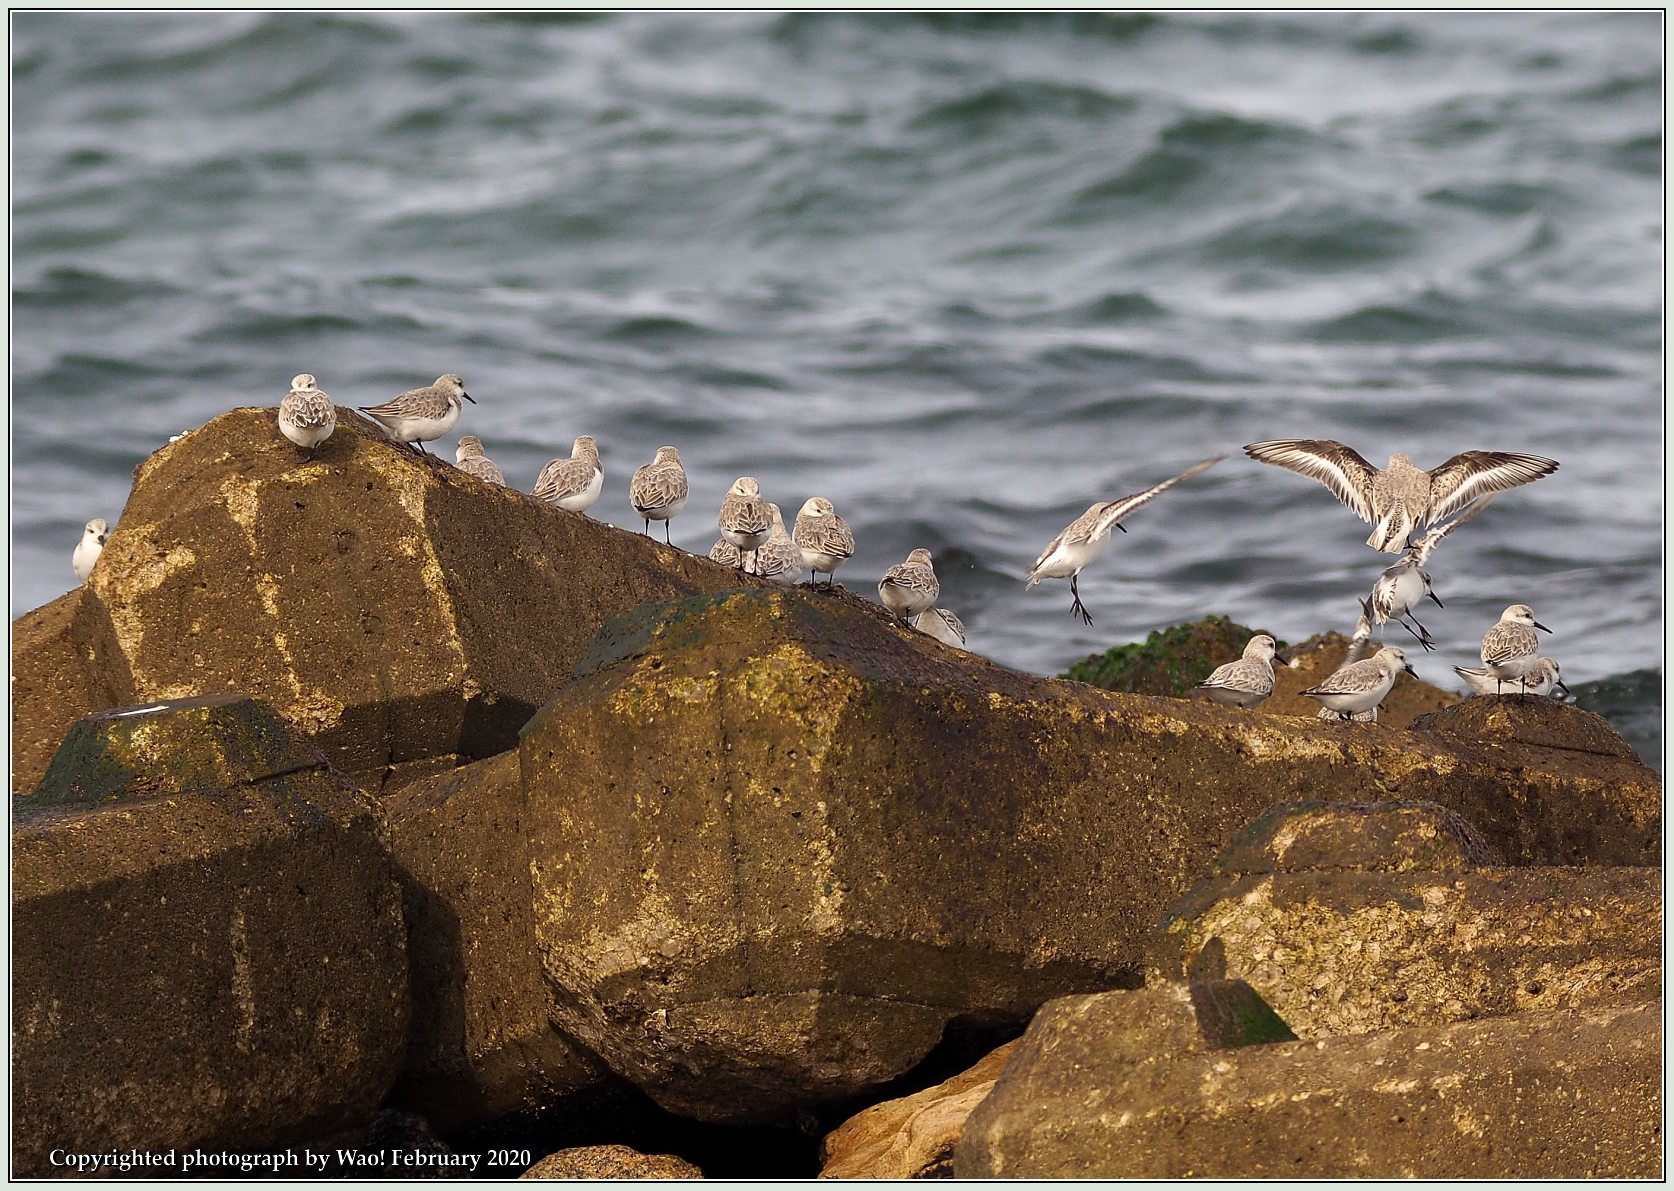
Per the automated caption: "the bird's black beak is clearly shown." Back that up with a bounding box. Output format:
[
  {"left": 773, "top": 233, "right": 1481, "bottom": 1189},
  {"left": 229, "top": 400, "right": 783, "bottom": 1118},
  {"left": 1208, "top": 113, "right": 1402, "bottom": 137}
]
[
  {"left": 1116, "top": 523, "right": 1128, "bottom": 533},
  {"left": 1534, "top": 620, "right": 1552, "bottom": 633},
  {"left": 1555, "top": 680, "right": 1571, "bottom": 698},
  {"left": 463, "top": 391, "right": 477, "bottom": 404},
  {"left": 1427, "top": 591, "right": 1444, "bottom": 609},
  {"left": 1404, "top": 663, "right": 1418, "bottom": 679},
  {"left": 97, "top": 535, "right": 107, "bottom": 545}
]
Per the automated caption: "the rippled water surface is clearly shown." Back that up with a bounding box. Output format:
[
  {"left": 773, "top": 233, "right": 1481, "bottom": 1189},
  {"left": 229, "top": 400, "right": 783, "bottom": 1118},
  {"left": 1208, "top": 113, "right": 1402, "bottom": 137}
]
[{"left": 11, "top": 12, "right": 1664, "bottom": 756}]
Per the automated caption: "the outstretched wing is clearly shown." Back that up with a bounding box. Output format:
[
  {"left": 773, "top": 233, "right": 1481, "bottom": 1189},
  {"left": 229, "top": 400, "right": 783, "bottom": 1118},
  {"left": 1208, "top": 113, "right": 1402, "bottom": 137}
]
[
  {"left": 1426, "top": 451, "right": 1558, "bottom": 524},
  {"left": 1244, "top": 439, "right": 1378, "bottom": 523},
  {"left": 1089, "top": 456, "right": 1223, "bottom": 539},
  {"left": 1409, "top": 494, "right": 1495, "bottom": 565}
]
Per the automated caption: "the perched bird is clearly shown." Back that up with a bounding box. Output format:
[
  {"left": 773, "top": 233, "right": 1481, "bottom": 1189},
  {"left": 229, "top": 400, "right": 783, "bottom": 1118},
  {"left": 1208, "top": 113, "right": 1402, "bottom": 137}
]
[
  {"left": 708, "top": 538, "right": 743, "bottom": 568},
  {"left": 533, "top": 436, "right": 604, "bottom": 514},
  {"left": 1302, "top": 645, "right": 1417, "bottom": 723},
  {"left": 718, "top": 477, "right": 772, "bottom": 573},
  {"left": 1477, "top": 604, "right": 1552, "bottom": 694},
  {"left": 879, "top": 548, "right": 939, "bottom": 624},
  {"left": 278, "top": 372, "right": 337, "bottom": 458},
  {"left": 751, "top": 504, "right": 806, "bottom": 583},
  {"left": 1026, "top": 456, "right": 1222, "bottom": 626},
  {"left": 629, "top": 446, "right": 689, "bottom": 543},
  {"left": 1193, "top": 634, "right": 1278, "bottom": 709},
  {"left": 1365, "top": 498, "right": 1493, "bottom": 651},
  {"left": 1244, "top": 438, "right": 1557, "bottom": 553},
  {"left": 453, "top": 436, "right": 505, "bottom": 486},
  {"left": 1455, "top": 656, "right": 1569, "bottom": 699},
  {"left": 913, "top": 606, "right": 967, "bottom": 648},
  {"left": 358, "top": 373, "right": 474, "bottom": 453},
  {"left": 72, "top": 518, "right": 108, "bottom": 583},
  {"left": 792, "top": 497, "right": 855, "bottom": 590}
]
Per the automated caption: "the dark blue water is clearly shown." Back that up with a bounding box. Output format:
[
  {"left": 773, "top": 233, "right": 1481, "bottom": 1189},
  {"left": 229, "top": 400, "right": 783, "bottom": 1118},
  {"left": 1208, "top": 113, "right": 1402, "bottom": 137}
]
[{"left": 11, "top": 12, "right": 1663, "bottom": 759}]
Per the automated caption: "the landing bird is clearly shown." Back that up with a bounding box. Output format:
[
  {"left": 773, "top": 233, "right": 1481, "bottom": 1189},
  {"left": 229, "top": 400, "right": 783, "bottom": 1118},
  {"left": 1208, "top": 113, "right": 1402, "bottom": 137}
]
[
  {"left": 1455, "top": 656, "right": 1568, "bottom": 699},
  {"left": 1025, "top": 456, "right": 1222, "bottom": 627},
  {"left": 358, "top": 373, "right": 474, "bottom": 454},
  {"left": 879, "top": 548, "right": 939, "bottom": 625},
  {"left": 533, "top": 436, "right": 604, "bottom": 514},
  {"left": 278, "top": 372, "right": 337, "bottom": 459},
  {"left": 718, "top": 477, "right": 772, "bottom": 574},
  {"left": 1365, "top": 497, "right": 1494, "bottom": 651},
  {"left": 629, "top": 446, "right": 688, "bottom": 543},
  {"left": 1243, "top": 439, "right": 1557, "bottom": 553},
  {"left": 792, "top": 496, "right": 855, "bottom": 590},
  {"left": 73, "top": 518, "right": 108, "bottom": 583},
  {"left": 1302, "top": 645, "right": 1417, "bottom": 723},
  {"left": 1193, "top": 634, "right": 1278, "bottom": 709},
  {"left": 1478, "top": 603, "right": 1552, "bottom": 694},
  {"left": 453, "top": 435, "right": 505, "bottom": 485}
]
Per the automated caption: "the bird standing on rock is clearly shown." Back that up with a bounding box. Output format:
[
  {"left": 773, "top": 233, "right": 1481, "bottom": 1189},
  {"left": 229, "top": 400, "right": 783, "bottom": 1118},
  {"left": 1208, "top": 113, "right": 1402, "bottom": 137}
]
[
  {"left": 73, "top": 518, "right": 108, "bottom": 583},
  {"left": 358, "top": 373, "right": 474, "bottom": 454},
  {"left": 879, "top": 548, "right": 939, "bottom": 625},
  {"left": 1302, "top": 645, "right": 1417, "bottom": 723},
  {"left": 533, "top": 436, "right": 604, "bottom": 514},
  {"left": 629, "top": 446, "right": 688, "bottom": 543},
  {"left": 793, "top": 496, "right": 854, "bottom": 590},
  {"left": 453, "top": 436, "right": 505, "bottom": 485},
  {"left": 718, "top": 477, "right": 772, "bottom": 574},
  {"left": 1193, "top": 634, "right": 1278, "bottom": 709},
  {"left": 1477, "top": 603, "right": 1552, "bottom": 694},
  {"left": 278, "top": 372, "right": 336, "bottom": 459}
]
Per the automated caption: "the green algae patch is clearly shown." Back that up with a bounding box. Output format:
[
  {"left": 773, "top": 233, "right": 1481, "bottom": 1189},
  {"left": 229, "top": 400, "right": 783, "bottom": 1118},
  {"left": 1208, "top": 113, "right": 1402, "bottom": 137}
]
[{"left": 1062, "top": 615, "right": 1283, "bottom": 696}]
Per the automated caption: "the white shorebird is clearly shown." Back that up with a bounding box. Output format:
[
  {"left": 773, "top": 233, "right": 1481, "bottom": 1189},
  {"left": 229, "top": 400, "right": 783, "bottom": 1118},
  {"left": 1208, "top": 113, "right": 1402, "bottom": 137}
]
[
  {"left": 879, "top": 548, "right": 939, "bottom": 624},
  {"left": 358, "top": 373, "right": 474, "bottom": 453},
  {"left": 629, "top": 446, "right": 688, "bottom": 543},
  {"left": 793, "top": 497, "right": 855, "bottom": 590},
  {"left": 1365, "top": 498, "right": 1493, "bottom": 650},
  {"left": 913, "top": 606, "right": 967, "bottom": 648},
  {"left": 1244, "top": 439, "right": 1558, "bottom": 553},
  {"left": 278, "top": 372, "right": 336, "bottom": 458},
  {"left": 751, "top": 504, "right": 805, "bottom": 583},
  {"left": 533, "top": 436, "right": 604, "bottom": 514},
  {"left": 1455, "top": 656, "right": 1568, "bottom": 699},
  {"left": 1302, "top": 645, "right": 1417, "bottom": 723},
  {"left": 73, "top": 518, "right": 108, "bottom": 583},
  {"left": 1477, "top": 603, "right": 1552, "bottom": 693},
  {"left": 1194, "top": 634, "right": 1278, "bottom": 709},
  {"left": 454, "top": 436, "right": 505, "bottom": 485},
  {"left": 718, "top": 477, "right": 772, "bottom": 573},
  {"left": 1026, "top": 456, "right": 1222, "bottom": 626}
]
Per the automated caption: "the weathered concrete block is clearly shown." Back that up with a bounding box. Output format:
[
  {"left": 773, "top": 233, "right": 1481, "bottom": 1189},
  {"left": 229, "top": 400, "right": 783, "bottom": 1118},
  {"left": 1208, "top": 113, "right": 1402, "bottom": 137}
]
[
  {"left": 956, "top": 990, "right": 1661, "bottom": 1177},
  {"left": 9, "top": 588, "right": 125, "bottom": 791},
  {"left": 12, "top": 694, "right": 408, "bottom": 1175},
  {"left": 521, "top": 588, "right": 1655, "bottom": 1123},
  {"left": 12, "top": 408, "right": 772, "bottom": 792},
  {"left": 381, "top": 751, "right": 603, "bottom": 1128},
  {"left": 1151, "top": 802, "right": 1662, "bottom": 1037}
]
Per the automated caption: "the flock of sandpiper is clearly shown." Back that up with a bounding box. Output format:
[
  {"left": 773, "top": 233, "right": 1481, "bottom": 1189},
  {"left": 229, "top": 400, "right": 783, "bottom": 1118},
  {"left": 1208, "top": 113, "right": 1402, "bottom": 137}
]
[{"left": 72, "top": 371, "right": 1569, "bottom": 723}]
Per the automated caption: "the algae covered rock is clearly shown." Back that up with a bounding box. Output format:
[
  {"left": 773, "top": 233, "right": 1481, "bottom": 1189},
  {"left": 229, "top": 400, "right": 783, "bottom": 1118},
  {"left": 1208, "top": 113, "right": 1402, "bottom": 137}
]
[
  {"left": 12, "top": 407, "right": 769, "bottom": 792},
  {"left": 12, "top": 694, "right": 407, "bottom": 1176},
  {"left": 518, "top": 586, "right": 1656, "bottom": 1125},
  {"left": 1062, "top": 614, "right": 1278, "bottom": 695}
]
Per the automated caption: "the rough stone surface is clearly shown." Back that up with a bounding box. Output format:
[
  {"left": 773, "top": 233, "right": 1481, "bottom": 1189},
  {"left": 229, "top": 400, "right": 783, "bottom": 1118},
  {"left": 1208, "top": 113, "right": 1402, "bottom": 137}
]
[
  {"left": 956, "top": 993, "right": 1661, "bottom": 1177},
  {"left": 1416, "top": 694, "right": 1641, "bottom": 759},
  {"left": 11, "top": 408, "right": 777, "bottom": 792},
  {"left": 1210, "top": 799, "right": 1502, "bottom": 875},
  {"left": 9, "top": 587, "right": 125, "bottom": 791},
  {"left": 520, "top": 588, "right": 1656, "bottom": 1124},
  {"left": 381, "top": 751, "right": 604, "bottom": 1130},
  {"left": 12, "top": 695, "right": 408, "bottom": 1176},
  {"left": 818, "top": 1041, "right": 1021, "bottom": 1179},
  {"left": 520, "top": 1145, "right": 703, "bottom": 1179}
]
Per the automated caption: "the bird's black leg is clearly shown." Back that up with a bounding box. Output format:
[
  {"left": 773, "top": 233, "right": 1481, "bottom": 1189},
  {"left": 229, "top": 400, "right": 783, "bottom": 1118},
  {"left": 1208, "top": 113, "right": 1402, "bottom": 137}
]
[
  {"left": 642, "top": 519, "right": 651, "bottom": 538},
  {"left": 1069, "top": 575, "right": 1094, "bottom": 627},
  {"left": 1398, "top": 612, "right": 1437, "bottom": 651},
  {"left": 664, "top": 523, "right": 672, "bottom": 546}
]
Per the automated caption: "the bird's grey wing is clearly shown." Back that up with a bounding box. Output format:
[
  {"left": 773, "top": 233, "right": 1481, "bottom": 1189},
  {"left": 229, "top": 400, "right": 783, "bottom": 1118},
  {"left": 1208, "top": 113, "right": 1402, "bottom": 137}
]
[
  {"left": 1090, "top": 455, "right": 1223, "bottom": 538},
  {"left": 1427, "top": 451, "right": 1558, "bottom": 524},
  {"left": 358, "top": 387, "right": 429, "bottom": 416},
  {"left": 1409, "top": 494, "right": 1494, "bottom": 565},
  {"left": 1244, "top": 439, "right": 1377, "bottom": 522},
  {"left": 632, "top": 466, "right": 686, "bottom": 512}
]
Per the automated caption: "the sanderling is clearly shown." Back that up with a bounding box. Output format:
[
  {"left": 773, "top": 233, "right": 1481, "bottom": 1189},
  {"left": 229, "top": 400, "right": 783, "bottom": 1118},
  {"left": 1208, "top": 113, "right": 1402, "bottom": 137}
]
[
  {"left": 1454, "top": 656, "right": 1568, "bottom": 699},
  {"left": 708, "top": 538, "right": 742, "bottom": 568},
  {"left": 1025, "top": 456, "right": 1222, "bottom": 626},
  {"left": 1301, "top": 645, "right": 1417, "bottom": 723},
  {"left": 913, "top": 606, "right": 967, "bottom": 648},
  {"left": 533, "top": 436, "right": 604, "bottom": 514},
  {"left": 879, "top": 548, "right": 939, "bottom": 624},
  {"left": 751, "top": 504, "right": 806, "bottom": 583},
  {"left": 1193, "top": 634, "right": 1278, "bottom": 709},
  {"left": 793, "top": 496, "right": 855, "bottom": 590},
  {"left": 358, "top": 373, "right": 475, "bottom": 453},
  {"left": 718, "top": 477, "right": 772, "bottom": 573},
  {"left": 1317, "top": 706, "right": 1377, "bottom": 722},
  {"left": 278, "top": 373, "right": 337, "bottom": 458},
  {"left": 1365, "top": 498, "right": 1494, "bottom": 650},
  {"left": 629, "top": 446, "right": 688, "bottom": 544},
  {"left": 1244, "top": 438, "right": 1557, "bottom": 553},
  {"left": 1477, "top": 603, "right": 1552, "bottom": 693},
  {"left": 73, "top": 518, "right": 108, "bottom": 583},
  {"left": 454, "top": 435, "right": 506, "bottom": 486}
]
